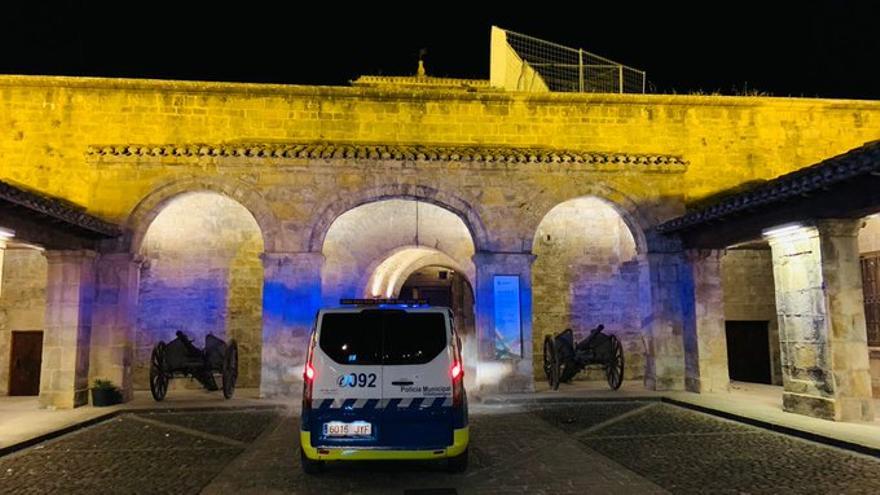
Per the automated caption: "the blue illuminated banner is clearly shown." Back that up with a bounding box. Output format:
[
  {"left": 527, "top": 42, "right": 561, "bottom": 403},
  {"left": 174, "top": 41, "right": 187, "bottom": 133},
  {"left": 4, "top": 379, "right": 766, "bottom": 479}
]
[{"left": 493, "top": 275, "right": 522, "bottom": 359}]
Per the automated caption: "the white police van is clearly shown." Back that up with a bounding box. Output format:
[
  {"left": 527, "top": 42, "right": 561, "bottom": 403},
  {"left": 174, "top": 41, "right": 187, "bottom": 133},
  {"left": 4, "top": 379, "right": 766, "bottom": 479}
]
[{"left": 300, "top": 299, "right": 469, "bottom": 473}]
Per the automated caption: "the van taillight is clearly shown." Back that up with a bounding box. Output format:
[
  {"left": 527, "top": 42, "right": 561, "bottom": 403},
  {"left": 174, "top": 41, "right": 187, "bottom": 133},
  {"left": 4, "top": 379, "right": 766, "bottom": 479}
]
[
  {"left": 451, "top": 360, "right": 464, "bottom": 407},
  {"left": 303, "top": 332, "right": 317, "bottom": 409},
  {"left": 450, "top": 362, "right": 462, "bottom": 381}
]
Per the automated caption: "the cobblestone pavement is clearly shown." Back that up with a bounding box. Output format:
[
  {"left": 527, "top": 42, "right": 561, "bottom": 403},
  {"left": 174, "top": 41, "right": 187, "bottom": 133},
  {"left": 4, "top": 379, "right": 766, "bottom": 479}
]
[
  {"left": 3, "top": 401, "right": 880, "bottom": 494},
  {"left": 0, "top": 408, "right": 278, "bottom": 495},
  {"left": 534, "top": 401, "right": 880, "bottom": 495}
]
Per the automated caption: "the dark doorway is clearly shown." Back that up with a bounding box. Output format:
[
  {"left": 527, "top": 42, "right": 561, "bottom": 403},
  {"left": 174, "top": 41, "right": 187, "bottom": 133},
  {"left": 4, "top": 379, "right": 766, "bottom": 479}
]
[
  {"left": 9, "top": 331, "right": 43, "bottom": 396},
  {"left": 725, "top": 321, "right": 772, "bottom": 384}
]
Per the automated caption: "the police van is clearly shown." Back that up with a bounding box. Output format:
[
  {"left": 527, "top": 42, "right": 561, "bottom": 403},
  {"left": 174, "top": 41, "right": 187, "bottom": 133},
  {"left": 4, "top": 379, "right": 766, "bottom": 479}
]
[{"left": 300, "top": 299, "right": 469, "bottom": 473}]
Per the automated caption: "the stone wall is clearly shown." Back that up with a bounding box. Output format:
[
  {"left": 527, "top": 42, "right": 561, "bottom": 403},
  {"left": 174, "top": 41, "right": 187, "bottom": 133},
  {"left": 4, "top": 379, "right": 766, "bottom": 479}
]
[
  {"left": 721, "top": 248, "right": 782, "bottom": 385},
  {"left": 135, "top": 193, "right": 263, "bottom": 389},
  {"left": 1, "top": 76, "right": 879, "bottom": 256},
  {"left": 1, "top": 75, "right": 879, "bottom": 397},
  {"left": 532, "top": 197, "right": 643, "bottom": 380},
  {"left": 0, "top": 248, "right": 47, "bottom": 395}
]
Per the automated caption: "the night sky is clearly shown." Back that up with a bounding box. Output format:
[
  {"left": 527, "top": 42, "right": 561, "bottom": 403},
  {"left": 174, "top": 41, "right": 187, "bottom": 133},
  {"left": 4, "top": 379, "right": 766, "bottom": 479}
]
[{"left": 2, "top": 2, "right": 878, "bottom": 100}]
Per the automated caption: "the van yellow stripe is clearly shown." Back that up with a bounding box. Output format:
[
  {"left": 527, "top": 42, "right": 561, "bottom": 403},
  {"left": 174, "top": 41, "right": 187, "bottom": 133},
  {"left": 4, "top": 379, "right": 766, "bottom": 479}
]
[{"left": 300, "top": 427, "right": 469, "bottom": 461}]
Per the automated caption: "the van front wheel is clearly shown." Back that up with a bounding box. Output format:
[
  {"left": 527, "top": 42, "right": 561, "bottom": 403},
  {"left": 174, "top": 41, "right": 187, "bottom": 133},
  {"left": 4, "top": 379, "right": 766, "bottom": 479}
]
[
  {"left": 301, "top": 448, "right": 323, "bottom": 474},
  {"left": 447, "top": 448, "right": 468, "bottom": 473}
]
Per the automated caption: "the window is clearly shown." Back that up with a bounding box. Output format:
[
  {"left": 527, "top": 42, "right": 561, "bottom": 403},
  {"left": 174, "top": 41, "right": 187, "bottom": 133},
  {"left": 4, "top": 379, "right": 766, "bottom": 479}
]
[
  {"left": 318, "top": 311, "right": 447, "bottom": 365},
  {"left": 319, "top": 312, "right": 383, "bottom": 365}
]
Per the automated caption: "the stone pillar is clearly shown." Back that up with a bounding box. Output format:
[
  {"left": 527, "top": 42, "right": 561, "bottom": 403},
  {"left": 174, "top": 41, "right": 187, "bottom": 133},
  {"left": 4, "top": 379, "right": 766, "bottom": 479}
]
[
  {"left": 39, "top": 250, "right": 96, "bottom": 409},
  {"left": 472, "top": 251, "right": 535, "bottom": 393},
  {"left": 642, "top": 244, "right": 687, "bottom": 391},
  {"left": 89, "top": 253, "right": 142, "bottom": 402},
  {"left": 260, "top": 251, "right": 324, "bottom": 398},
  {"left": 683, "top": 249, "right": 729, "bottom": 393},
  {"left": 767, "top": 220, "right": 875, "bottom": 421}
]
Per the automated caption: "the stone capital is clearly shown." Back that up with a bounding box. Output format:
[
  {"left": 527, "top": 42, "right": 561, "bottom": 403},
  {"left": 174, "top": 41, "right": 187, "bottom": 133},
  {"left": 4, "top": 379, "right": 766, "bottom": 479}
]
[
  {"left": 472, "top": 251, "right": 536, "bottom": 269},
  {"left": 260, "top": 251, "right": 325, "bottom": 267},
  {"left": 98, "top": 252, "right": 145, "bottom": 266},
  {"left": 43, "top": 249, "right": 97, "bottom": 264},
  {"left": 814, "top": 218, "right": 863, "bottom": 238},
  {"left": 684, "top": 248, "right": 724, "bottom": 263},
  {"left": 0, "top": 227, "right": 13, "bottom": 249},
  {"left": 645, "top": 229, "right": 683, "bottom": 254}
]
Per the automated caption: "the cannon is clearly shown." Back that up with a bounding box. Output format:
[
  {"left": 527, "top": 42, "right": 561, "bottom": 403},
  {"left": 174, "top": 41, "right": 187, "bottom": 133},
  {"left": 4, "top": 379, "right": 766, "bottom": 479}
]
[
  {"left": 149, "top": 331, "right": 238, "bottom": 401},
  {"left": 542, "top": 324, "right": 624, "bottom": 391}
]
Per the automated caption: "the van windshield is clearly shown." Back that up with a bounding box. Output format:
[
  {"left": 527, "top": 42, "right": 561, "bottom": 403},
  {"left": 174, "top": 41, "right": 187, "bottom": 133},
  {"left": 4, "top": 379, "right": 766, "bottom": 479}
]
[{"left": 319, "top": 310, "right": 447, "bottom": 366}]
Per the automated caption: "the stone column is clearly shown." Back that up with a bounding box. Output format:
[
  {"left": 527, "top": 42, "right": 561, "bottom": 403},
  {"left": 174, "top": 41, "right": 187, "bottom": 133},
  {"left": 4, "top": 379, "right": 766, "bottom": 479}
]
[
  {"left": 260, "top": 251, "right": 324, "bottom": 398},
  {"left": 683, "top": 249, "right": 729, "bottom": 393},
  {"left": 472, "top": 251, "right": 535, "bottom": 393},
  {"left": 89, "top": 253, "right": 142, "bottom": 402},
  {"left": 40, "top": 250, "right": 96, "bottom": 409},
  {"left": 642, "top": 245, "right": 687, "bottom": 391},
  {"left": 767, "top": 220, "right": 875, "bottom": 421}
]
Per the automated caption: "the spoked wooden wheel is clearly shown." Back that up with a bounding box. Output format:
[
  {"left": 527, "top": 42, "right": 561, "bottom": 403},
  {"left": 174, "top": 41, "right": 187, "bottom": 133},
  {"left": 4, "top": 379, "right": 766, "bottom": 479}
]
[
  {"left": 149, "top": 342, "right": 169, "bottom": 401},
  {"left": 547, "top": 338, "right": 560, "bottom": 391},
  {"left": 542, "top": 336, "right": 554, "bottom": 382},
  {"left": 605, "top": 335, "right": 625, "bottom": 390},
  {"left": 222, "top": 340, "right": 238, "bottom": 399}
]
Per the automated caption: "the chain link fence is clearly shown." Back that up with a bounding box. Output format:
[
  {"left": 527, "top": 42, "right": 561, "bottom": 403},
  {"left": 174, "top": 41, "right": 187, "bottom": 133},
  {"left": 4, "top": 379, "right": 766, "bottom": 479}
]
[{"left": 498, "top": 28, "right": 646, "bottom": 94}]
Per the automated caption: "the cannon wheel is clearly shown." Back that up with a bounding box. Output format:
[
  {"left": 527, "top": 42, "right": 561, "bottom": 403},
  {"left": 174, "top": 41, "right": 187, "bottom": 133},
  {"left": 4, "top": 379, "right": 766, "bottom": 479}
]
[
  {"left": 605, "top": 335, "right": 625, "bottom": 390},
  {"left": 545, "top": 337, "right": 561, "bottom": 391},
  {"left": 149, "top": 342, "right": 169, "bottom": 401},
  {"left": 542, "top": 336, "right": 554, "bottom": 381},
  {"left": 222, "top": 340, "right": 238, "bottom": 399}
]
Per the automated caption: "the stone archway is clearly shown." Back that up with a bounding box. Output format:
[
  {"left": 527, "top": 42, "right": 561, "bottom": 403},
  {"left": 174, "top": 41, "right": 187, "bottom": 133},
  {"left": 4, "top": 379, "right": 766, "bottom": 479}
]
[
  {"left": 531, "top": 195, "right": 646, "bottom": 384},
  {"left": 133, "top": 191, "right": 266, "bottom": 390}
]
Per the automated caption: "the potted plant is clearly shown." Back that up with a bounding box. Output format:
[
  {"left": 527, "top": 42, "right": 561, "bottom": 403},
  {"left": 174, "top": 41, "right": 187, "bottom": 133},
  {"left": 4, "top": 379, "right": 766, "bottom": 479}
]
[{"left": 91, "top": 379, "right": 123, "bottom": 407}]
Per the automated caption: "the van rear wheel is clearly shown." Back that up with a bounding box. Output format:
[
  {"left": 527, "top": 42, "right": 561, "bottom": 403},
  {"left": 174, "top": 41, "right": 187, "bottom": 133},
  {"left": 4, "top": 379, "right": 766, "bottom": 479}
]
[
  {"left": 447, "top": 448, "right": 468, "bottom": 473},
  {"left": 301, "top": 448, "right": 323, "bottom": 474}
]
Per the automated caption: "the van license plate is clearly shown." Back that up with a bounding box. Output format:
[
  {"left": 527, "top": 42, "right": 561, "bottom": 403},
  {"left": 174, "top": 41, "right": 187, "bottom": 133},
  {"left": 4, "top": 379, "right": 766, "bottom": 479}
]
[{"left": 323, "top": 421, "right": 372, "bottom": 437}]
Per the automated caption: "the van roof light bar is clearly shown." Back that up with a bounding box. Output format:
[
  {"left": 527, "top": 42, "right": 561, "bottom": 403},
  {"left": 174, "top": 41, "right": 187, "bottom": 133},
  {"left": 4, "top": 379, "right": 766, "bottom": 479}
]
[{"left": 340, "top": 298, "right": 430, "bottom": 306}]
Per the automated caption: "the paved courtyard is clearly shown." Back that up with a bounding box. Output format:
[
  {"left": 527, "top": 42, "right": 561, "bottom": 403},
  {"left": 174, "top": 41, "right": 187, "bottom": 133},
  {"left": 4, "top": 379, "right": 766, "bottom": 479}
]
[{"left": 2, "top": 401, "right": 880, "bottom": 494}]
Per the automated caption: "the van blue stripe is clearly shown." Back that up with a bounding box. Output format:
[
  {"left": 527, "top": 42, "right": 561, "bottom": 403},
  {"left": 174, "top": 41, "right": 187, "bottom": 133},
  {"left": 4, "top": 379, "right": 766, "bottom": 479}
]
[
  {"left": 319, "top": 399, "right": 334, "bottom": 410},
  {"left": 387, "top": 398, "right": 401, "bottom": 410},
  {"left": 409, "top": 398, "right": 424, "bottom": 409},
  {"left": 431, "top": 397, "right": 445, "bottom": 408},
  {"left": 341, "top": 398, "right": 357, "bottom": 410},
  {"left": 363, "top": 398, "right": 380, "bottom": 410}
]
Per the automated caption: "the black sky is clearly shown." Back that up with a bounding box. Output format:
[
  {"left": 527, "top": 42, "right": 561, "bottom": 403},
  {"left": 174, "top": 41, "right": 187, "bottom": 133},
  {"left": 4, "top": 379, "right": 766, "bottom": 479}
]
[{"left": 2, "top": 2, "right": 879, "bottom": 99}]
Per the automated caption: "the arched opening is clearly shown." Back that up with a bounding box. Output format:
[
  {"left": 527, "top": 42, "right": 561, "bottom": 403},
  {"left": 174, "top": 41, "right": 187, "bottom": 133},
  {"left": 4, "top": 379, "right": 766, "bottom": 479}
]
[
  {"left": 532, "top": 196, "right": 644, "bottom": 383},
  {"left": 134, "top": 192, "right": 265, "bottom": 390},
  {"left": 321, "top": 199, "right": 478, "bottom": 388}
]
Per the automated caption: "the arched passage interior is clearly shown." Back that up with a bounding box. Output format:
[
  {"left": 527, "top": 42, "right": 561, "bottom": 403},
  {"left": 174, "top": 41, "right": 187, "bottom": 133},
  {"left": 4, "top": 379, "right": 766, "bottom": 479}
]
[{"left": 135, "top": 192, "right": 265, "bottom": 389}]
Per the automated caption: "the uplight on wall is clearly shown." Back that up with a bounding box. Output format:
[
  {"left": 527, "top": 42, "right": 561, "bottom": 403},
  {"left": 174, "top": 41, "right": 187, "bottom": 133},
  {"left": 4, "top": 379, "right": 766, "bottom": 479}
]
[
  {"left": 762, "top": 223, "right": 806, "bottom": 240},
  {"left": 0, "top": 227, "right": 15, "bottom": 298}
]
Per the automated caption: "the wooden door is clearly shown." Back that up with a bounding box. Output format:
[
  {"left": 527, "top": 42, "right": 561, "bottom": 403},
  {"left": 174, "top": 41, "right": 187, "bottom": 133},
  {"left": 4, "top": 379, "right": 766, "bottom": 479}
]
[
  {"left": 9, "top": 331, "right": 43, "bottom": 396},
  {"left": 725, "top": 321, "right": 772, "bottom": 384},
  {"left": 860, "top": 253, "right": 880, "bottom": 347}
]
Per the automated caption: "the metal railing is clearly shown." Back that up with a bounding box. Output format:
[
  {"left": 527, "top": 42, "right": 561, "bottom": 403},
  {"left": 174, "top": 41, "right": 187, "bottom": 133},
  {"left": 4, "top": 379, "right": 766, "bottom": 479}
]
[{"left": 502, "top": 28, "right": 646, "bottom": 94}]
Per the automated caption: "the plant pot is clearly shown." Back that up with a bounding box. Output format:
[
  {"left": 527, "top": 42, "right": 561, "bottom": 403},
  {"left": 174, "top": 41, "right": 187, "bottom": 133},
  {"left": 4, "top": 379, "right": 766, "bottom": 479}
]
[{"left": 91, "top": 388, "right": 122, "bottom": 407}]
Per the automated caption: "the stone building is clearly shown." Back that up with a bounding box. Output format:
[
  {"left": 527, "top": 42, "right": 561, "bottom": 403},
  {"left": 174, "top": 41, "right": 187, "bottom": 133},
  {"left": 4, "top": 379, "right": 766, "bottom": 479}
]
[{"left": 1, "top": 31, "right": 879, "bottom": 422}]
